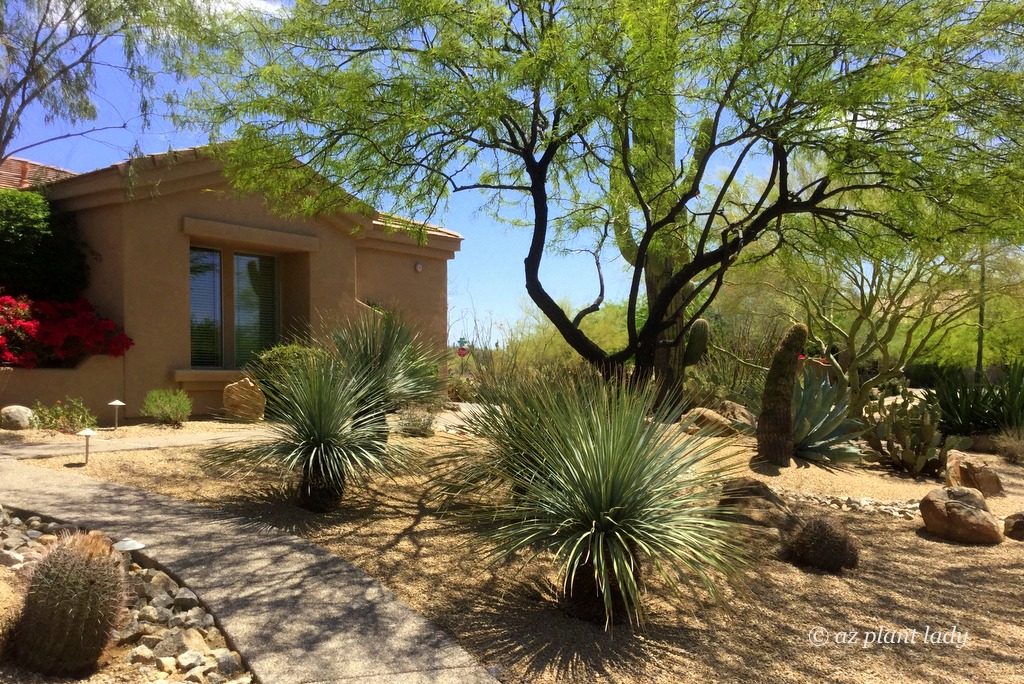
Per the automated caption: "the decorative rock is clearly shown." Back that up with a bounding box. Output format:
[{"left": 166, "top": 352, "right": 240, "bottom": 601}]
[
  {"left": 149, "top": 570, "right": 180, "bottom": 596},
  {"left": 177, "top": 649, "right": 206, "bottom": 671},
  {"left": 211, "top": 648, "right": 242, "bottom": 676},
  {"left": 140, "top": 633, "right": 165, "bottom": 649},
  {"left": 175, "top": 587, "right": 200, "bottom": 610},
  {"left": 207, "top": 673, "right": 228, "bottom": 684},
  {"left": 919, "top": 487, "right": 1003, "bottom": 545},
  {"left": 222, "top": 377, "right": 265, "bottom": 421},
  {"left": 0, "top": 549, "right": 23, "bottom": 567},
  {"left": 185, "top": 666, "right": 210, "bottom": 683},
  {"left": 153, "top": 628, "right": 208, "bottom": 658},
  {"left": 36, "top": 533, "right": 58, "bottom": 545},
  {"left": 151, "top": 593, "right": 175, "bottom": 610},
  {"left": 683, "top": 407, "right": 739, "bottom": 435},
  {"left": 1, "top": 404, "right": 33, "bottom": 430},
  {"left": 117, "top": 620, "right": 146, "bottom": 645},
  {"left": 716, "top": 400, "right": 757, "bottom": 429},
  {"left": 1005, "top": 513, "right": 1024, "bottom": 541},
  {"left": 718, "top": 477, "right": 799, "bottom": 531},
  {"left": 157, "top": 657, "right": 178, "bottom": 674},
  {"left": 130, "top": 645, "right": 156, "bottom": 665},
  {"left": 945, "top": 452, "right": 1004, "bottom": 497}
]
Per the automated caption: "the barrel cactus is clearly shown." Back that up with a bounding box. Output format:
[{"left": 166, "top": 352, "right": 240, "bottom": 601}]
[
  {"left": 757, "top": 323, "right": 808, "bottom": 466},
  {"left": 681, "top": 317, "right": 710, "bottom": 370},
  {"left": 782, "top": 514, "right": 859, "bottom": 574},
  {"left": 11, "top": 532, "right": 126, "bottom": 675}
]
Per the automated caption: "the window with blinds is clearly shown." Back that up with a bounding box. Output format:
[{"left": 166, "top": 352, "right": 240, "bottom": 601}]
[
  {"left": 189, "top": 248, "right": 222, "bottom": 367},
  {"left": 234, "top": 253, "right": 279, "bottom": 367}
]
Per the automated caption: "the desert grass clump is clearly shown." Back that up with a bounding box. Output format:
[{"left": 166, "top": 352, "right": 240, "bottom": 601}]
[
  {"left": 782, "top": 515, "right": 859, "bottom": 574},
  {"left": 9, "top": 533, "right": 126, "bottom": 676},
  {"left": 328, "top": 311, "right": 444, "bottom": 411},
  {"left": 994, "top": 426, "right": 1024, "bottom": 465},
  {"left": 207, "top": 352, "right": 400, "bottom": 512},
  {"left": 437, "top": 370, "right": 748, "bottom": 628}
]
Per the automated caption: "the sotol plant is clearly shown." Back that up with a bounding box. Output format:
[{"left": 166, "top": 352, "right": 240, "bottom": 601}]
[
  {"left": 207, "top": 352, "right": 400, "bottom": 512},
  {"left": 757, "top": 323, "right": 808, "bottom": 467},
  {"left": 11, "top": 533, "right": 126, "bottom": 675},
  {"left": 437, "top": 370, "right": 748, "bottom": 628}
]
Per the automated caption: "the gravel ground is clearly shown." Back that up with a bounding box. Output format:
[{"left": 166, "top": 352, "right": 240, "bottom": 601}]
[
  {"left": 0, "top": 420, "right": 258, "bottom": 447},
  {"left": 19, "top": 433, "right": 1024, "bottom": 684}
]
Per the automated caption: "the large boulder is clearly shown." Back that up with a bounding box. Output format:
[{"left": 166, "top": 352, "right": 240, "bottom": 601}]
[
  {"left": 1004, "top": 513, "right": 1024, "bottom": 542},
  {"left": 683, "top": 407, "right": 738, "bottom": 435},
  {"left": 919, "top": 487, "right": 1003, "bottom": 545},
  {"left": 945, "top": 451, "right": 1004, "bottom": 497},
  {"left": 716, "top": 400, "right": 757, "bottom": 430},
  {"left": 222, "top": 378, "right": 265, "bottom": 422},
  {"left": 0, "top": 405, "right": 33, "bottom": 430}
]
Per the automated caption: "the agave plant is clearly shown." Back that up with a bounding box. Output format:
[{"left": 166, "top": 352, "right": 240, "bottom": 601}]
[
  {"left": 437, "top": 370, "right": 748, "bottom": 628},
  {"left": 792, "top": 365, "right": 864, "bottom": 464},
  {"left": 329, "top": 311, "right": 444, "bottom": 411},
  {"left": 934, "top": 368, "right": 1000, "bottom": 435},
  {"left": 207, "top": 352, "right": 400, "bottom": 512}
]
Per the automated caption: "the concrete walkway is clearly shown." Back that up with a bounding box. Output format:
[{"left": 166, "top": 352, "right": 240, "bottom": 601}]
[{"left": 0, "top": 460, "right": 497, "bottom": 684}]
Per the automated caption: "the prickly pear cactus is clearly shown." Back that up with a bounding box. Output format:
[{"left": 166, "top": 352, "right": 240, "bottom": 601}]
[
  {"left": 11, "top": 532, "right": 126, "bottom": 675},
  {"left": 757, "top": 323, "right": 808, "bottom": 466},
  {"left": 864, "top": 386, "right": 953, "bottom": 476}
]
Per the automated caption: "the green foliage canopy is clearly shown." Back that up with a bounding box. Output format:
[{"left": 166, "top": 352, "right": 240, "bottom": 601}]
[{"left": 177, "top": 0, "right": 1024, "bottom": 374}]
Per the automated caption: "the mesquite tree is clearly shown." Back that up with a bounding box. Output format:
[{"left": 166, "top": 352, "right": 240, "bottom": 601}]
[{"left": 176, "top": 0, "right": 1024, "bottom": 379}]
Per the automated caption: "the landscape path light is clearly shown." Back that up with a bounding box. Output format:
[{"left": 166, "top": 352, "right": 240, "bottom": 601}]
[
  {"left": 108, "top": 399, "right": 125, "bottom": 430},
  {"left": 76, "top": 428, "right": 96, "bottom": 465}
]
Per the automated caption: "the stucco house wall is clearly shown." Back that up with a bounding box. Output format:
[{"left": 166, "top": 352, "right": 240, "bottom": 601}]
[{"left": 0, "top": 151, "right": 460, "bottom": 420}]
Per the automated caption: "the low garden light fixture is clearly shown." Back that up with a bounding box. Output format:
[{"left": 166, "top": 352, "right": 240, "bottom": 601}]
[
  {"left": 108, "top": 399, "right": 125, "bottom": 430},
  {"left": 76, "top": 428, "right": 96, "bottom": 465}
]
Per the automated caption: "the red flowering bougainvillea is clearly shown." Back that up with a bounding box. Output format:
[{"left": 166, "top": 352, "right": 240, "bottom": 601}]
[{"left": 0, "top": 295, "right": 133, "bottom": 368}]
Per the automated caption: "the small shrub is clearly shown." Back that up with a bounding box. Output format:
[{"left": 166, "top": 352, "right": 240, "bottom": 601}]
[
  {"left": 782, "top": 514, "right": 859, "bottom": 573},
  {"left": 11, "top": 533, "right": 126, "bottom": 676},
  {"left": 397, "top": 408, "right": 436, "bottom": 437},
  {"left": 994, "top": 427, "right": 1024, "bottom": 465},
  {"left": 934, "top": 368, "right": 1000, "bottom": 435},
  {"left": 250, "top": 342, "right": 324, "bottom": 376},
  {"left": 863, "top": 386, "right": 965, "bottom": 476},
  {"left": 140, "top": 389, "right": 192, "bottom": 426},
  {"left": 31, "top": 396, "right": 96, "bottom": 433}
]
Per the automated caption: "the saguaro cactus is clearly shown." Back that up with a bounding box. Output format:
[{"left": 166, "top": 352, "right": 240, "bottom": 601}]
[{"left": 757, "top": 323, "right": 808, "bottom": 466}]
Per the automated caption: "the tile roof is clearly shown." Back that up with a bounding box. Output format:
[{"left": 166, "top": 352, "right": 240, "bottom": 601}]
[{"left": 0, "top": 157, "right": 76, "bottom": 189}]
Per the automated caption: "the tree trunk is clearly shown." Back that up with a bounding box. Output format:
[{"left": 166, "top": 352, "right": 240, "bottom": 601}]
[
  {"left": 563, "top": 557, "right": 632, "bottom": 626},
  {"left": 298, "top": 464, "right": 345, "bottom": 513}
]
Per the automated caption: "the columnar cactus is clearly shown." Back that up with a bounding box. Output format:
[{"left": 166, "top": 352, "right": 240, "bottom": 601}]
[
  {"left": 681, "top": 318, "right": 710, "bottom": 369},
  {"left": 11, "top": 532, "right": 126, "bottom": 675},
  {"left": 757, "top": 323, "right": 808, "bottom": 466}
]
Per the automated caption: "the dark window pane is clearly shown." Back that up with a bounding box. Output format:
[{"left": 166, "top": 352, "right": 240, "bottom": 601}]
[
  {"left": 234, "top": 253, "right": 278, "bottom": 367},
  {"left": 190, "top": 248, "right": 222, "bottom": 367}
]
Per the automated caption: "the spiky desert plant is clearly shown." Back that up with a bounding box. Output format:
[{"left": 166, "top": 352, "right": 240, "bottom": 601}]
[
  {"left": 328, "top": 311, "right": 444, "bottom": 411},
  {"left": 792, "top": 365, "right": 863, "bottom": 464},
  {"left": 207, "top": 352, "right": 400, "bottom": 512},
  {"left": 757, "top": 323, "right": 808, "bottom": 467},
  {"left": 438, "top": 370, "right": 748, "bottom": 628},
  {"left": 782, "top": 515, "right": 859, "bottom": 573},
  {"left": 11, "top": 533, "right": 126, "bottom": 675}
]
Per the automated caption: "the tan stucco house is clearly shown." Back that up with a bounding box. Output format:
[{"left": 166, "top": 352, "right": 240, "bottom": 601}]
[{"left": 0, "top": 149, "right": 460, "bottom": 419}]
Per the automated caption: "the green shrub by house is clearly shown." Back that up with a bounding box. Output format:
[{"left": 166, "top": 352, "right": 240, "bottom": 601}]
[
  {"left": 0, "top": 189, "right": 88, "bottom": 301},
  {"left": 140, "top": 389, "right": 192, "bottom": 426}
]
